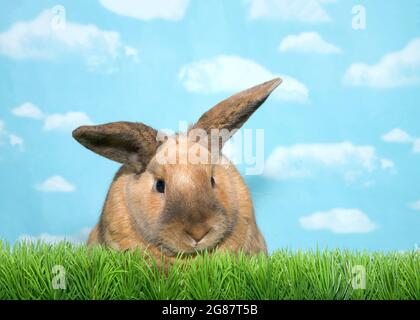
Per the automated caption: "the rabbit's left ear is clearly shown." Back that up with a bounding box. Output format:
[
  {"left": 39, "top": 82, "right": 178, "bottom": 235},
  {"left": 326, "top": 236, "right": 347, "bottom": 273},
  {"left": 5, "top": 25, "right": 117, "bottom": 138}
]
[
  {"left": 191, "top": 78, "right": 282, "bottom": 147},
  {"left": 72, "top": 121, "right": 160, "bottom": 171}
]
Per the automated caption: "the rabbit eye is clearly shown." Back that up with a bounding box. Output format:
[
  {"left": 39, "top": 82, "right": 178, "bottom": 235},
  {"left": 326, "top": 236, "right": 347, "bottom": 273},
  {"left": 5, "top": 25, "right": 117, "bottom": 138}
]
[
  {"left": 155, "top": 179, "right": 165, "bottom": 193},
  {"left": 210, "top": 176, "right": 216, "bottom": 188}
]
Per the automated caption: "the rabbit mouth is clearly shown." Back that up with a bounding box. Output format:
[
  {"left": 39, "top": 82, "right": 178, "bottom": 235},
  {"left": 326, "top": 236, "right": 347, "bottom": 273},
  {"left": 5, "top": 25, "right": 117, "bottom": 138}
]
[
  {"left": 155, "top": 216, "right": 234, "bottom": 257},
  {"left": 159, "top": 234, "right": 223, "bottom": 257}
]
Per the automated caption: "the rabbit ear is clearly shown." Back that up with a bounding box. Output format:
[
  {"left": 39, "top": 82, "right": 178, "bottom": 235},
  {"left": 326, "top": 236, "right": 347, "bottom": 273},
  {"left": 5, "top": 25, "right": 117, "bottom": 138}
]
[
  {"left": 72, "top": 121, "right": 159, "bottom": 170},
  {"left": 191, "top": 78, "right": 282, "bottom": 144}
]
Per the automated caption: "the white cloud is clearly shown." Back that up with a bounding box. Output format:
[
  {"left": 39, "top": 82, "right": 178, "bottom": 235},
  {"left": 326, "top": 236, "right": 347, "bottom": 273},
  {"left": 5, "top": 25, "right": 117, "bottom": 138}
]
[
  {"left": 179, "top": 55, "right": 309, "bottom": 103},
  {"left": 380, "top": 158, "right": 394, "bottom": 170},
  {"left": 300, "top": 208, "right": 377, "bottom": 233},
  {"left": 0, "top": 119, "right": 6, "bottom": 136},
  {"left": 245, "top": 0, "right": 335, "bottom": 23},
  {"left": 0, "top": 9, "right": 139, "bottom": 70},
  {"left": 11, "top": 102, "right": 45, "bottom": 119},
  {"left": 124, "top": 45, "right": 140, "bottom": 63},
  {"left": 363, "top": 180, "right": 375, "bottom": 188},
  {"left": 43, "top": 112, "right": 93, "bottom": 131},
  {"left": 382, "top": 128, "right": 420, "bottom": 154},
  {"left": 0, "top": 120, "right": 8, "bottom": 146},
  {"left": 413, "top": 139, "right": 420, "bottom": 153},
  {"left": 18, "top": 227, "right": 90, "bottom": 244},
  {"left": 409, "top": 200, "right": 420, "bottom": 211},
  {"left": 343, "top": 38, "right": 420, "bottom": 88},
  {"left": 0, "top": 119, "right": 24, "bottom": 151},
  {"left": 382, "top": 128, "right": 412, "bottom": 143},
  {"left": 264, "top": 142, "right": 393, "bottom": 181},
  {"left": 11, "top": 103, "right": 93, "bottom": 132},
  {"left": 279, "top": 32, "right": 341, "bottom": 54},
  {"left": 9, "top": 134, "right": 24, "bottom": 150},
  {"left": 36, "top": 175, "right": 76, "bottom": 192},
  {"left": 99, "top": 0, "right": 190, "bottom": 21}
]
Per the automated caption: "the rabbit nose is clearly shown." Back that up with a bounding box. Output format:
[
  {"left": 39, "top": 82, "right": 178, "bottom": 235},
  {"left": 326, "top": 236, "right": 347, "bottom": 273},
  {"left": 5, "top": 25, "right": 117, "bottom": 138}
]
[{"left": 185, "top": 226, "right": 211, "bottom": 243}]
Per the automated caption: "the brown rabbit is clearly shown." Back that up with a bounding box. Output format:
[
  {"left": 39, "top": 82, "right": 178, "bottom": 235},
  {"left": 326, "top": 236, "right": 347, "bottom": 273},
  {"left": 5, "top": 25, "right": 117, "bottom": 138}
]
[{"left": 72, "top": 78, "right": 282, "bottom": 263}]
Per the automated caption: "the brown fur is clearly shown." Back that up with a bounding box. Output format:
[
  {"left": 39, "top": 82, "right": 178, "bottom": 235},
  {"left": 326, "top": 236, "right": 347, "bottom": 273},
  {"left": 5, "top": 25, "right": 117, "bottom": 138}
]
[{"left": 73, "top": 78, "right": 282, "bottom": 264}]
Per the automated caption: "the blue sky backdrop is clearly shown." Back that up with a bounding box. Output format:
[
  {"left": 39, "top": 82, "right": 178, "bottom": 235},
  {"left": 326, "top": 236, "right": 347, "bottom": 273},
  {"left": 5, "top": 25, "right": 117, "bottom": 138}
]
[{"left": 0, "top": 0, "right": 419, "bottom": 252}]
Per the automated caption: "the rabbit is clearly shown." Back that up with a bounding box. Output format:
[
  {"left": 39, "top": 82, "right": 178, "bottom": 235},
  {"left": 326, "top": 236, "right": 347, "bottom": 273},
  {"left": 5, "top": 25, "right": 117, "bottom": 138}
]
[{"left": 72, "top": 78, "right": 282, "bottom": 263}]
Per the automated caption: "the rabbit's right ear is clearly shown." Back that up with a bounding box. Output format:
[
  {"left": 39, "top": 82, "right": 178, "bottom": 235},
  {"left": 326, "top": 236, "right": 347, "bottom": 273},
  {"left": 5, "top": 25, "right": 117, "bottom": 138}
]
[
  {"left": 191, "top": 78, "right": 282, "bottom": 149},
  {"left": 72, "top": 121, "right": 160, "bottom": 170}
]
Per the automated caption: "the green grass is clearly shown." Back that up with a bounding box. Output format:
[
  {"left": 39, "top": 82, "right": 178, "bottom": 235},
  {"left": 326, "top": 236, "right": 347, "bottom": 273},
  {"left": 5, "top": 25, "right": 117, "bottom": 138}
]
[{"left": 0, "top": 241, "right": 418, "bottom": 300}]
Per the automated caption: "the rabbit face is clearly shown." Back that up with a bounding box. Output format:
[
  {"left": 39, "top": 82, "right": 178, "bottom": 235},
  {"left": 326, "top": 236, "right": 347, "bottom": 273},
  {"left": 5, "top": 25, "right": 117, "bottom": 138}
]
[{"left": 125, "top": 139, "right": 237, "bottom": 255}]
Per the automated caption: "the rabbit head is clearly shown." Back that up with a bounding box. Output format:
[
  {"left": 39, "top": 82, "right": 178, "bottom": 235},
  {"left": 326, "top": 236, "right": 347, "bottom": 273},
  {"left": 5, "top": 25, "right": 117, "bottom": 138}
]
[{"left": 72, "top": 78, "right": 281, "bottom": 255}]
